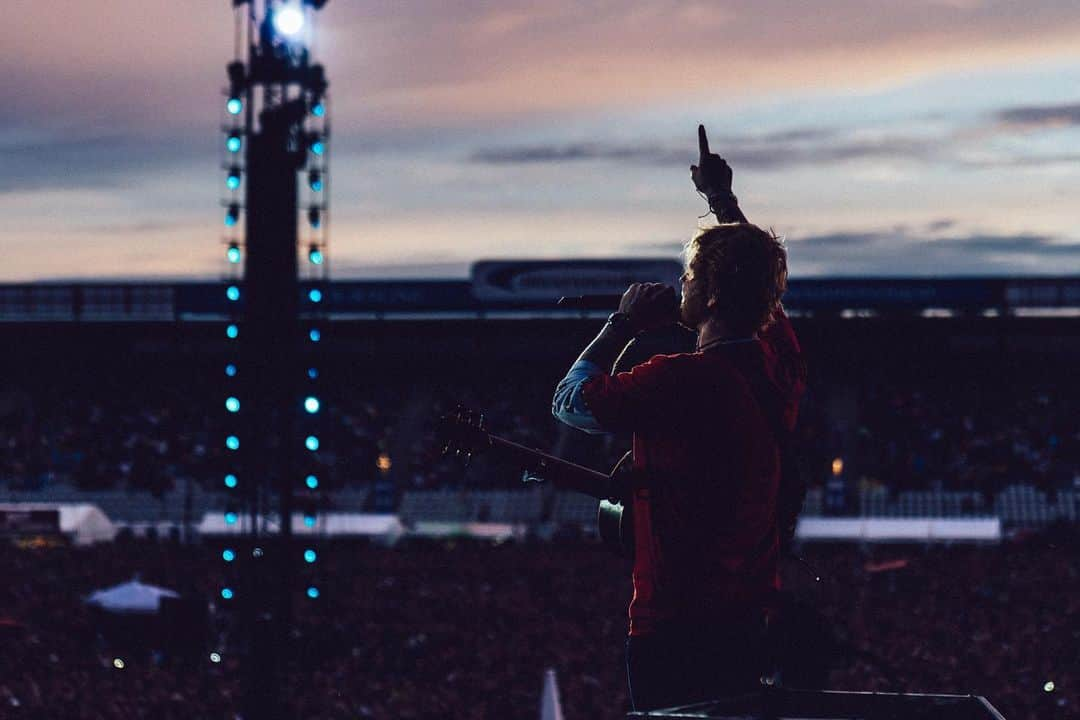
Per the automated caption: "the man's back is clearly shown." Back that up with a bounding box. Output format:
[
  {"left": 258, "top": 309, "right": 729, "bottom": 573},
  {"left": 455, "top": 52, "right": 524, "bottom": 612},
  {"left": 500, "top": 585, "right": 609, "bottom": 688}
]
[{"left": 581, "top": 310, "right": 805, "bottom": 634}]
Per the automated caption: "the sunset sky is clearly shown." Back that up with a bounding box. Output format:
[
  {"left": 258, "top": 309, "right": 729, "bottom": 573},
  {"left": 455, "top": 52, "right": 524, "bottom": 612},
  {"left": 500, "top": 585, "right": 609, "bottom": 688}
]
[{"left": 4, "top": 0, "right": 1080, "bottom": 281}]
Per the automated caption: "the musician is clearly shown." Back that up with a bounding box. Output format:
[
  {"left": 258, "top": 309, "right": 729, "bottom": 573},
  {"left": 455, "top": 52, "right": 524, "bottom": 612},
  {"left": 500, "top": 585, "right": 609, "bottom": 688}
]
[{"left": 552, "top": 126, "right": 806, "bottom": 711}]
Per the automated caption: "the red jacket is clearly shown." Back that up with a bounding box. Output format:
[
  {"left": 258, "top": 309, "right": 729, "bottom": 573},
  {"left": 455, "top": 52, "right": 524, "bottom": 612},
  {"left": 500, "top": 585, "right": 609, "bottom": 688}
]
[{"left": 582, "top": 310, "right": 805, "bottom": 635}]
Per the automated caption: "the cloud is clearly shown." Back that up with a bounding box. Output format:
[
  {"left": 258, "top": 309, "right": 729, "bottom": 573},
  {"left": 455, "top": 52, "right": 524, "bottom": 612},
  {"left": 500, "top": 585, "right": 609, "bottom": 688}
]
[
  {"left": 791, "top": 228, "right": 1080, "bottom": 276},
  {"left": 471, "top": 143, "right": 683, "bottom": 165},
  {"left": 470, "top": 127, "right": 940, "bottom": 170},
  {"left": 0, "top": 131, "right": 209, "bottom": 193},
  {"left": 995, "top": 102, "right": 1080, "bottom": 130}
]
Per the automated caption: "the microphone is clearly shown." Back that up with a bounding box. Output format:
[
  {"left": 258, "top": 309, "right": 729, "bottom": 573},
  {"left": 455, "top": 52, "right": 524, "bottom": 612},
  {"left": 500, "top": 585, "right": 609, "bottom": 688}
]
[
  {"left": 556, "top": 294, "right": 623, "bottom": 310},
  {"left": 558, "top": 291, "right": 682, "bottom": 326}
]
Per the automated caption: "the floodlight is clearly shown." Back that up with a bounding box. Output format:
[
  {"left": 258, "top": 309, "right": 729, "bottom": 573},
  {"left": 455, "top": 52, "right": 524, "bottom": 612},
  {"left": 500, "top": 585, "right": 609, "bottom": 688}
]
[{"left": 273, "top": 3, "right": 305, "bottom": 36}]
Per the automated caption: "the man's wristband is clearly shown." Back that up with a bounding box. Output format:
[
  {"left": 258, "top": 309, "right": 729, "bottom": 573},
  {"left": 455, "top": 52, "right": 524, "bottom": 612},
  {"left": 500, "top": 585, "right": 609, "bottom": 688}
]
[{"left": 708, "top": 192, "right": 745, "bottom": 223}]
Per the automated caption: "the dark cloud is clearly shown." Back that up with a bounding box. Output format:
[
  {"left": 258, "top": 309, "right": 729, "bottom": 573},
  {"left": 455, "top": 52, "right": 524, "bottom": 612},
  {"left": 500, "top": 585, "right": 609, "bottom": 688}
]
[
  {"left": 0, "top": 131, "right": 209, "bottom": 192},
  {"left": 926, "top": 219, "right": 955, "bottom": 232},
  {"left": 791, "top": 228, "right": 1080, "bottom": 276},
  {"left": 995, "top": 102, "right": 1080, "bottom": 129},
  {"left": 471, "top": 142, "right": 684, "bottom": 165},
  {"left": 470, "top": 127, "right": 939, "bottom": 170},
  {"left": 631, "top": 227, "right": 1080, "bottom": 276}
]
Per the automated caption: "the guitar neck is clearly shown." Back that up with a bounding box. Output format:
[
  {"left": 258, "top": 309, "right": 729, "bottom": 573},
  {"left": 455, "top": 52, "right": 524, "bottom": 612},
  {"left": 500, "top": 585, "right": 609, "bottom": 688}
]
[{"left": 485, "top": 435, "right": 610, "bottom": 500}]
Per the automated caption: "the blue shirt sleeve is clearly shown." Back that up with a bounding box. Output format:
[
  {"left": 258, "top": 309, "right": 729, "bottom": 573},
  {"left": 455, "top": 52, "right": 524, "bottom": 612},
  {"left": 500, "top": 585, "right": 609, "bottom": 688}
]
[{"left": 551, "top": 359, "right": 609, "bottom": 434}]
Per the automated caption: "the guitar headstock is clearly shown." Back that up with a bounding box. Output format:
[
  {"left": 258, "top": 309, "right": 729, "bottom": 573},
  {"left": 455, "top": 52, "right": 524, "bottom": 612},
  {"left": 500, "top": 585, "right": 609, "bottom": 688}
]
[{"left": 437, "top": 404, "right": 493, "bottom": 467}]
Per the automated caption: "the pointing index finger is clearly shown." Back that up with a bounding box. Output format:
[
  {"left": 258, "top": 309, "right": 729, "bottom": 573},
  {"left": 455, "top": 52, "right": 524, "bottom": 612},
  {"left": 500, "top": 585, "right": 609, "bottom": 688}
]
[{"left": 698, "top": 124, "right": 710, "bottom": 159}]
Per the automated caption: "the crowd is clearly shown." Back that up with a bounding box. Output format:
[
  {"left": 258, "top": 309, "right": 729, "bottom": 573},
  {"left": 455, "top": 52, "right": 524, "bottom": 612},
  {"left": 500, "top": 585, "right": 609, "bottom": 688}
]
[
  {"left": 1, "top": 359, "right": 1078, "bottom": 503},
  {"left": 0, "top": 371, "right": 396, "bottom": 497},
  {"left": 850, "top": 376, "right": 1080, "bottom": 495},
  {"left": 0, "top": 531, "right": 1076, "bottom": 720}
]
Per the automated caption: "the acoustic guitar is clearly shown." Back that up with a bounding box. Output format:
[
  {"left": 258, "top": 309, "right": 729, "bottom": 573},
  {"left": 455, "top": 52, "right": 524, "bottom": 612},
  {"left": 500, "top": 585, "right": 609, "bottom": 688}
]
[{"left": 438, "top": 405, "right": 636, "bottom": 558}]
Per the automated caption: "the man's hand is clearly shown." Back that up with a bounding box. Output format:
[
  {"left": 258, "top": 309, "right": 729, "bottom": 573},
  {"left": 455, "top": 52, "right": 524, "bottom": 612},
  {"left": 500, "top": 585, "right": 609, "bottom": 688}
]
[
  {"left": 690, "top": 124, "right": 733, "bottom": 198},
  {"left": 618, "top": 282, "right": 678, "bottom": 333},
  {"left": 690, "top": 124, "right": 747, "bottom": 223}
]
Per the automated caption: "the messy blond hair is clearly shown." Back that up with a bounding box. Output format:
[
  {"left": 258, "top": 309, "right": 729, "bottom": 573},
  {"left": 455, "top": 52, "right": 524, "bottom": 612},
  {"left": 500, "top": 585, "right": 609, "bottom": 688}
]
[{"left": 684, "top": 223, "right": 788, "bottom": 334}]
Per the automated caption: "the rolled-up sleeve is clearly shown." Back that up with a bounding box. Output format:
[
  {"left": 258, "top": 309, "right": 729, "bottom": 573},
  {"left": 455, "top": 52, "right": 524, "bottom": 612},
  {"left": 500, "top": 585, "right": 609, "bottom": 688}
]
[{"left": 552, "top": 360, "right": 609, "bottom": 434}]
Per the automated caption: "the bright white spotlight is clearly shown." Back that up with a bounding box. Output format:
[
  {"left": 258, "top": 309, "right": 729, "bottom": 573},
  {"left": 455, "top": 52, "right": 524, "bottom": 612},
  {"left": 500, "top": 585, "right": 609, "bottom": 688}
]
[{"left": 273, "top": 4, "right": 305, "bottom": 37}]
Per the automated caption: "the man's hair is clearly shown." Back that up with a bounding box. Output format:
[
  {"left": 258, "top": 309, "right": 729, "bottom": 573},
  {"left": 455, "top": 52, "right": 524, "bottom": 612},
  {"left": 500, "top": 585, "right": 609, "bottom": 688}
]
[{"left": 684, "top": 223, "right": 788, "bottom": 334}]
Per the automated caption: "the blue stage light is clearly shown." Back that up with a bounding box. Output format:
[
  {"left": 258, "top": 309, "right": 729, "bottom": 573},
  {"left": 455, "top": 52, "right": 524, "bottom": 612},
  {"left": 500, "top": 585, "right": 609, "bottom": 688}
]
[
  {"left": 307, "top": 367, "right": 318, "bottom": 379},
  {"left": 311, "top": 139, "right": 325, "bottom": 155},
  {"left": 305, "top": 435, "right": 319, "bottom": 451},
  {"left": 307, "top": 208, "right": 321, "bottom": 229},
  {"left": 226, "top": 285, "right": 240, "bottom": 301},
  {"left": 305, "top": 474, "right": 318, "bottom": 489},
  {"left": 304, "top": 396, "right": 320, "bottom": 414},
  {"left": 226, "top": 169, "right": 242, "bottom": 190},
  {"left": 309, "top": 171, "right": 323, "bottom": 192},
  {"left": 225, "top": 511, "right": 238, "bottom": 524},
  {"left": 222, "top": 549, "right": 236, "bottom": 562},
  {"left": 309, "top": 328, "right": 321, "bottom": 342},
  {"left": 304, "top": 549, "right": 317, "bottom": 563},
  {"left": 303, "top": 514, "right": 316, "bottom": 527},
  {"left": 221, "top": 587, "right": 234, "bottom": 600},
  {"left": 306, "top": 586, "right": 320, "bottom": 599},
  {"left": 225, "top": 364, "right": 237, "bottom": 377},
  {"left": 226, "top": 435, "right": 240, "bottom": 451},
  {"left": 225, "top": 397, "right": 240, "bottom": 413},
  {"left": 227, "top": 243, "right": 241, "bottom": 264},
  {"left": 308, "top": 288, "right": 322, "bottom": 303},
  {"left": 312, "top": 102, "right": 325, "bottom": 117},
  {"left": 224, "top": 474, "right": 238, "bottom": 489},
  {"left": 226, "top": 97, "right": 242, "bottom": 115},
  {"left": 224, "top": 205, "right": 239, "bottom": 227},
  {"left": 226, "top": 324, "right": 239, "bottom": 339},
  {"left": 226, "top": 134, "right": 242, "bottom": 153}
]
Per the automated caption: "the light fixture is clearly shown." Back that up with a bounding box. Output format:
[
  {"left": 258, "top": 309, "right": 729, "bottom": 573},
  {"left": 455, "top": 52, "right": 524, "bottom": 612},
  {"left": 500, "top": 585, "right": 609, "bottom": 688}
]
[{"left": 272, "top": 3, "right": 305, "bottom": 37}]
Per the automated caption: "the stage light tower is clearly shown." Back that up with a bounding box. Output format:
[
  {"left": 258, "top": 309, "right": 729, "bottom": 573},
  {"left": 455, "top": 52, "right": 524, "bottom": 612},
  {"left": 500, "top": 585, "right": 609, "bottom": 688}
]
[{"left": 218, "top": 3, "right": 331, "bottom": 719}]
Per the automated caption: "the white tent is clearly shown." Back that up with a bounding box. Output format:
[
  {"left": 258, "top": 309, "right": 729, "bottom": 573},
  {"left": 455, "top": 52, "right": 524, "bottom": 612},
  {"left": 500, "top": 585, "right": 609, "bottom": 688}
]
[
  {"left": 197, "top": 511, "right": 406, "bottom": 542},
  {"left": 0, "top": 503, "right": 117, "bottom": 545},
  {"left": 85, "top": 578, "right": 179, "bottom": 614}
]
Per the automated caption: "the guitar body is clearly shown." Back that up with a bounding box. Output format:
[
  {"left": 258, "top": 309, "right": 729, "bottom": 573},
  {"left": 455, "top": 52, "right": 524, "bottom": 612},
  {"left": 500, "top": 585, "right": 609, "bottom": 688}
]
[
  {"left": 597, "top": 498, "right": 634, "bottom": 561},
  {"left": 597, "top": 450, "right": 637, "bottom": 560}
]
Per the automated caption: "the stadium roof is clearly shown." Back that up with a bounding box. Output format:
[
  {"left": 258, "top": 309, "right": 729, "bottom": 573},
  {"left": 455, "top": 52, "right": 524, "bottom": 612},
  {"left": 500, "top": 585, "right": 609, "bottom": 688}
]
[{"left": 1, "top": 272, "right": 1078, "bottom": 322}]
